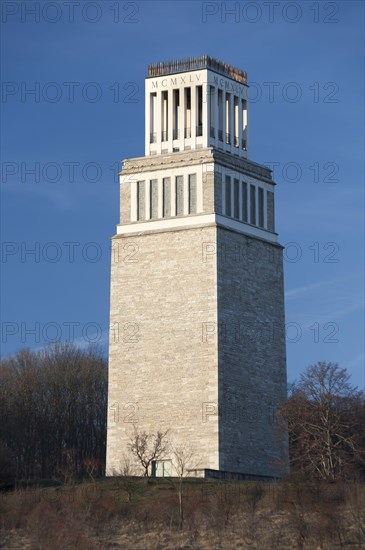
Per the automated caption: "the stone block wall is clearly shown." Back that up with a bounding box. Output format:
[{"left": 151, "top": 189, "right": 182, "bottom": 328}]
[{"left": 216, "top": 227, "right": 288, "bottom": 477}]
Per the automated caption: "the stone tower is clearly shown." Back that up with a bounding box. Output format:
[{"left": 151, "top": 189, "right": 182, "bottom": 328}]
[{"left": 106, "top": 56, "right": 288, "bottom": 479}]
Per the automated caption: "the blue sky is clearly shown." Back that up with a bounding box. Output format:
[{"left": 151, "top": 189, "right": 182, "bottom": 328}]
[{"left": 1, "top": 1, "right": 364, "bottom": 389}]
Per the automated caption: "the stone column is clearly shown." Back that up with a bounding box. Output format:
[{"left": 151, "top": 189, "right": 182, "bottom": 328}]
[
  {"left": 238, "top": 176, "right": 243, "bottom": 221},
  {"left": 222, "top": 169, "right": 226, "bottom": 215},
  {"left": 191, "top": 85, "right": 197, "bottom": 149},
  {"left": 222, "top": 91, "right": 226, "bottom": 149},
  {"left": 203, "top": 83, "right": 209, "bottom": 148},
  {"left": 155, "top": 90, "right": 162, "bottom": 155},
  {"left": 145, "top": 177, "right": 151, "bottom": 220},
  {"left": 130, "top": 178, "right": 137, "bottom": 222},
  {"left": 158, "top": 178, "right": 163, "bottom": 219},
  {"left": 167, "top": 88, "right": 173, "bottom": 153},
  {"left": 263, "top": 187, "right": 268, "bottom": 229},
  {"left": 179, "top": 85, "right": 185, "bottom": 151},
  {"left": 171, "top": 175, "right": 176, "bottom": 216},
  {"left": 247, "top": 181, "right": 251, "bottom": 224},
  {"left": 145, "top": 91, "right": 151, "bottom": 156},
  {"left": 229, "top": 93, "right": 234, "bottom": 154},
  {"left": 183, "top": 174, "right": 189, "bottom": 215}
]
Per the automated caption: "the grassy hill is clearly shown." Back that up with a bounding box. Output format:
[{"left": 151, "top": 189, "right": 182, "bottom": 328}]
[{"left": 1, "top": 477, "right": 364, "bottom": 549}]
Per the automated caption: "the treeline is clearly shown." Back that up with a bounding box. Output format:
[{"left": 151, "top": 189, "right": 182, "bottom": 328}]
[
  {"left": 0, "top": 345, "right": 364, "bottom": 485},
  {"left": 0, "top": 344, "right": 107, "bottom": 483}
]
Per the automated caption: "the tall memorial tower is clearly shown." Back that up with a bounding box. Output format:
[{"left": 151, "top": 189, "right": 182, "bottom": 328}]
[{"left": 106, "top": 56, "right": 288, "bottom": 479}]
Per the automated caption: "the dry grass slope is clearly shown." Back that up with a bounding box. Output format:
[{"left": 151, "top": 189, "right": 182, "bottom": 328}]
[{"left": 1, "top": 478, "right": 364, "bottom": 549}]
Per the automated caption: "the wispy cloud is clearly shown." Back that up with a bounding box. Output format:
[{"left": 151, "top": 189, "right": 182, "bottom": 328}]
[
  {"left": 286, "top": 280, "right": 329, "bottom": 299},
  {"left": 285, "top": 275, "right": 358, "bottom": 301},
  {"left": 3, "top": 182, "right": 76, "bottom": 213},
  {"left": 347, "top": 354, "right": 364, "bottom": 368},
  {"left": 285, "top": 274, "right": 364, "bottom": 327}
]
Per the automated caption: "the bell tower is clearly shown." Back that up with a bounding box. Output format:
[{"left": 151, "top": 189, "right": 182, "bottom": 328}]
[
  {"left": 145, "top": 56, "right": 248, "bottom": 158},
  {"left": 106, "top": 56, "right": 288, "bottom": 479}
]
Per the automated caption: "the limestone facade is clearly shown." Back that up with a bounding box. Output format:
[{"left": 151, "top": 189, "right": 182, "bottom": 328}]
[{"left": 107, "top": 58, "right": 288, "bottom": 478}]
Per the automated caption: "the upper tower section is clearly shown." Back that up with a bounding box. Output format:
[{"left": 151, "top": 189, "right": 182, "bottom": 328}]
[{"left": 145, "top": 56, "right": 249, "bottom": 158}]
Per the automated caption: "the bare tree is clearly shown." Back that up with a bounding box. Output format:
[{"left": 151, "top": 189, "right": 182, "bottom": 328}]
[
  {"left": 112, "top": 454, "right": 140, "bottom": 502},
  {"left": 82, "top": 457, "right": 100, "bottom": 482},
  {"left": 279, "top": 362, "right": 365, "bottom": 480},
  {"left": 128, "top": 427, "right": 170, "bottom": 477},
  {"left": 57, "top": 448, "right": 77, "bottom": 485},
  {"left": 170, "top": 443, "right": 198, "bottom": 529}
]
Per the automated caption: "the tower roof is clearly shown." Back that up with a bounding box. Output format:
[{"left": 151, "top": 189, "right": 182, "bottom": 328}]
[{"left": 147, "top": 55, "right": 247, "bottom": 84}]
